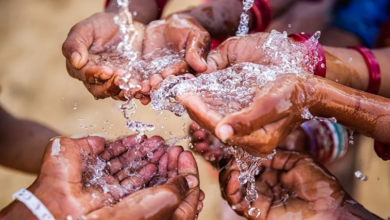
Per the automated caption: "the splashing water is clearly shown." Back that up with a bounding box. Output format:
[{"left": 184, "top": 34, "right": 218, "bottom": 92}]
[
  {"left": 354, "top": 170, "right": 368, "bottom": 181},
  {"left": 112, "top": 0, "right": 182, "bottom": 135},
  {"left": 236, "top": 0, "right": 255, "bottom": 36},
  {"left": 150, "top": 30, "right": 322, "bottom": 218}
]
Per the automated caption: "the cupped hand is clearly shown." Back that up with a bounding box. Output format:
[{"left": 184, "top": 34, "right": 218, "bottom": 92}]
[
  {"left": 27, "top": 135, "right": 202, "bottom": 220},
  {"left": 62, "top": 12, "right": 144, "bottom": 100},
  {"left": 146, "top": 14, "right": 211, "bottom": 99},
  {"left": 219, "top": 149, "right": 348, "bottom": 220},
  {"left": 179, "top": 74, "right": 318, "bottom": 157}
]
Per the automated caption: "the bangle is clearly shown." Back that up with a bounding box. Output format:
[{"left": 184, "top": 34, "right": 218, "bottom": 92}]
[
  {"left": 374, "top": 141, "right": 390, "bottom": 161},
  {"left": 288, "top": 33, "right": 327, "bottom": 77},
  {"left": 348, "top": 46, "right": 381, "bottom": 94},
  {"left": 301, "top": 120, "right": 348, "bottom": 164},
  {"left": 12, "top": 189, "right": 55, "bottom": 220},
  {"left": 249, "top": 0, "right": 272, "bottom": 33}
]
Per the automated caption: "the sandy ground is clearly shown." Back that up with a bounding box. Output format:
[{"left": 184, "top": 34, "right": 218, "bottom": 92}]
[{"left": 0, "top": 0, "right": 388, "bottom": 219}]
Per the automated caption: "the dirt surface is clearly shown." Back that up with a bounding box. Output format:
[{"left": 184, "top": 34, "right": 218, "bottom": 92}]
[{"left": 0, "top": 0, "right": 388, "bottom": 219}]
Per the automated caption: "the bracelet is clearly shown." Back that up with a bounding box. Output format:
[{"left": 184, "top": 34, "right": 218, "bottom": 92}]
[
  {"left": 348, "top": 46, "right": 381, "bottom": 94},
  {"left": 288, "top": 33, "right": 327, "bottom": 77},
  {"left": 249, "top": 0, "right": 272, "bottom": 34},
  {"left": 374, "top": 141, "right": 390, "bottom": 161},
  {"left": 12, "top": 189, "right": 55, "bottom": 220},
  {"left": 301, "top": 120, "right": 348, "bottom": 164}
]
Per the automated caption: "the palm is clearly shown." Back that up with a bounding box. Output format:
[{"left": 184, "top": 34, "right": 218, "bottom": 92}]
[
  {"left": 220, "top": 149, "right": 347, "bottom": 220},
  {"left": 33, "top": 137, "right": 112, "bottom": 218}
]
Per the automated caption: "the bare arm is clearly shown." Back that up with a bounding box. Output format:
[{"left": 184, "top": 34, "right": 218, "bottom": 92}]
[
  {"left": 324, "top": 46, "right": 390, "bottom": 98},
  {"left": 0, "top": 106, "right": 59, "bottom": 174}
]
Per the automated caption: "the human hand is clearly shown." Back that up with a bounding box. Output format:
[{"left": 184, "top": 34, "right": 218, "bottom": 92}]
[
  {"left": 219, "top": 149, "right": 350, "bottom": 220},
  {"left": 180, "top": 73, "right": 318, "bottom": 157},
  {"left": 21, "top": 135, "right": 202, "bottom": 220},
  {"left": 145, "top": 14, "right": 211, "bottom": 102},
  {"left": 62, "top": 12, "right": 144, "bottom": 100}
]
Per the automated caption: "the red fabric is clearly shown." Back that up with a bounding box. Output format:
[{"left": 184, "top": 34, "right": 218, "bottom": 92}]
[
  {"left": 348, "top": 46, "right": 381, "bottom": 94},
  {"left": 374, "top": 141, "right": 390, "bottom": 161},
  {"left": 288, "top": 33, "right": 327, "bottom": 78}
]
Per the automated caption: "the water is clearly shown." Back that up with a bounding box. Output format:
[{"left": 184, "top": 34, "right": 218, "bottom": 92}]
[
  {"left": 236, "top": 0, "right": 255, "bottom": 36},
  {"left": 354, "top": 170, "right": 368, "bottom": 181},
  {"left": 149, "top": 30, "right": 321, "bottom": 218},
  {"left": 112, "top": 0, "right": 182, "bottom": 135}
]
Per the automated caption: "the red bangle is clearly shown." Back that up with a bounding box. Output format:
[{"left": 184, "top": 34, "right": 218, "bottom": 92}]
[
  {"left": 249, "top": 0, "right": 272, "bottom": 33},
  {"left": 288, "top": 33, "right": 327, "bottom": 77},
  {"left": 105, "top": 0, "right": 168, "bottom": 18},
  {"left": 348, "top": 47, "right": 381, "bottom": 94},
  {"left": 374, "top": 141, "right": 390, "bottom": 161}
]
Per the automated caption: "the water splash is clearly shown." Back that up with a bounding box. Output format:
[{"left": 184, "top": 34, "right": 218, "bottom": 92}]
[{"left": 236, "top": 0, "right": 255, "bottom": 36}]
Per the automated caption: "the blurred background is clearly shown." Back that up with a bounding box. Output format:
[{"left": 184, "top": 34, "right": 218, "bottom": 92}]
[{"left": 0, "top": 0, "right": 389, "bottom": 219}]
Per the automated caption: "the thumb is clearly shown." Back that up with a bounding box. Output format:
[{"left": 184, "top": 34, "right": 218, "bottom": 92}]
[
  {"left": 62, "top": 22, "right": 92, "bottom": 69},
  {"left": 202, "top": 37, "right": 239, "bottom": 74},
  {"left": 86, "top": 175, "right": 197, "bottom": 220}
]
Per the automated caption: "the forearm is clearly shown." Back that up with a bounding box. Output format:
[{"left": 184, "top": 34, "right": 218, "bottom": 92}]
[
  {"left": 324, "top": 46, "right": 390, "bottom": 98},
  {"left": 336, "top": 201, "right": 383, "bottom": 220},
  {"left": 0, "top": 108, "right": 59, "bottom": 174},
  {"left": 312, "top": 77, "right": 390, "bottom": 144},
  {"left": 0, "top": 201, "right": 37, "bottom": 220},
  {"left": 105, "top": 0, "right": 159, "bottom": 24},
  {"left": 177, "top": 0, "right": 252, "bottom": 38}
]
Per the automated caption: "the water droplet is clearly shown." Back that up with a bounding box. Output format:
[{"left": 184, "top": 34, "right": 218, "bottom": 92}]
[
  {"left": 66, "top": 215, "right": 73, "bottom": 220},
  {"left": 147, "top": 152, "right": 154, "bottom": 158},
  {"left": 248, "top": 207, "right": 261, "bottom": 218},
  {"left": 288, "top": 24, "right": 291, "bottom": 28}
]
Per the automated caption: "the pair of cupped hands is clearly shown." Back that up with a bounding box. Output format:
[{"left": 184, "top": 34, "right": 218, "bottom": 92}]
[
  {"left": 63, "top": 12, "right": 324, "bottom": 158},
  {"left": 27, "top": 134, "right": 352, "bottom": 220}
]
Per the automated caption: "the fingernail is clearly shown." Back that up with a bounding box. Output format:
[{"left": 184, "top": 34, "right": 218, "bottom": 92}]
[
  {"left": 185, "top": 175, "right": 198, "bottom": 189},
  {"left": 71, "top": 52, "right": 82, "bottom": 68},
  {"left": 217, "top": 124, "right": 234, "bottom": 142}
]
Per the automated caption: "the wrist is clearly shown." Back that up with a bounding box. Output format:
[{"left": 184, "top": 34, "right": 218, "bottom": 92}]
[
  {"left": 335, "top": 199, "right": 383, "bottom": 220},
  {"left": 0, "top": 200, "right": 38, "bottom": 220}
]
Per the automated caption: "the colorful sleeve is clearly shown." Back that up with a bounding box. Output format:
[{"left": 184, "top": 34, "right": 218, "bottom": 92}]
[{"left": 332, "top": 0, "right": 390, "bottom": 48}]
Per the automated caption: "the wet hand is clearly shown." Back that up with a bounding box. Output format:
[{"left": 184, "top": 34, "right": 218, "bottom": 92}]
[
  {"left": 27, "top": 135, "right": 202, "bottom": 220},
  {"left": 62, "top": 12, "right": 144, "bottom": 100},
  {"left": 202, "top": 32, "right": 271, "bottom": 74},
  {"left": 88, "top": 138, "right": 203, "bottom": 220},
  {"left": 219, "top": 149, "right": 348, "bottom": 220},
  {"left": 179, "top": 74, "right": 318, "bottom": 157},
  {"left": 146, "top": 14, "right": 211, "bottom": 101}
]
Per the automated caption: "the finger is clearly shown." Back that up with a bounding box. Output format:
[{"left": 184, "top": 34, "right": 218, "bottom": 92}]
[
  {"left": 158, "top": 153, "right": 169, "bottom": 179},
  {"left": 115, "top": 160, "right": 149, "bottom": 181},
  {"left": 140, "top": 96, "right": 151, "bottom": 105},
  {"left": 172, "top": 151, "right": 200, "bottom": 220},
  {"left": 178, "top": 93, "right": 222, "bottom": 132},
  {"left": 161, "top": 60, "right": 190, "bottom": 78},
  {"left": 87, "top": 174, "right": 196, "bottom": 220},
  {"left": 140, "top": 80, "right": 151, "bottom": 95},
  {"left": 121, "top": 164, "right": 157, "bottom": 194},
  {"left": 82, "top": 136, "right": 106, "bottom": 155},
  {"left": 185, "top": 28, "right": 210, "bottom": 73},
  {"left": 122, "top": 134, "right": 146, "bottom": 148},
  {"left": 139, "top": 136, "right": 166, "bottom": 157},
  {"left": 150, "top": 74, "right": 164, "bottom": 89},
  {"left": 194, "top": 142, "right": 211, "bottom": 153},
  {"left": 148, "top": 147, "right": 168, "bottom": 164},
  {"left": 99, "top": 140, "right": 127, "bottom": 161},
  {"left": 62, "top": 22, "right": 93, "bottom": 69},
  {"left": 214, "top": 95, "right": 281, "bottom": 142},
  {"left": 203, "top": 38, "right": 237, "bottom": 74},
  {"left": 168, "top": 146, "right": 184, "bottom": 178}
]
